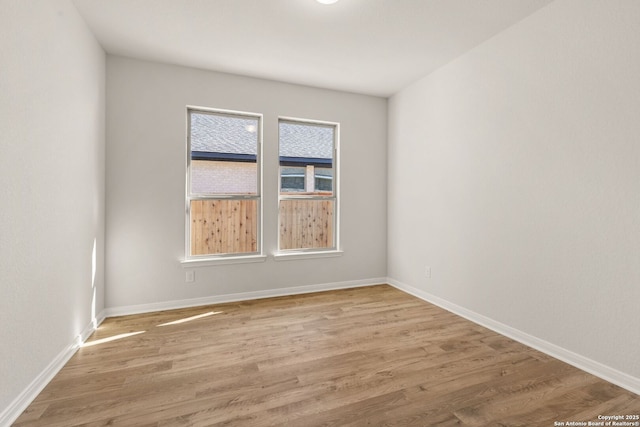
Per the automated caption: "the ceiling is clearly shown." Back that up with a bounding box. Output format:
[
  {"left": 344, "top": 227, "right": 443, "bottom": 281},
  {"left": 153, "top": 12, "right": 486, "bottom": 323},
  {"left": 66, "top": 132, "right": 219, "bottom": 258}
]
[{"left": 72, "top": 0, "right": 554, "bottom": 97}]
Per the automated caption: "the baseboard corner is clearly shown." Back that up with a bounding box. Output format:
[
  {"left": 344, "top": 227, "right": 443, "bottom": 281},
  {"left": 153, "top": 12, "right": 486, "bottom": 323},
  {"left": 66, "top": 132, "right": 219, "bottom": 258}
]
[{"left": 0, "top": 313, "right": 104, "bottom": 427}]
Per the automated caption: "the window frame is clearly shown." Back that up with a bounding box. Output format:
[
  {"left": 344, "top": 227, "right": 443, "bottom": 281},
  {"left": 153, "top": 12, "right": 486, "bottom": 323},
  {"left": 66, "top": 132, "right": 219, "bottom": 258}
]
[
  {"left": 184, "top": 106, "right": 264, "bottom": 263},
  {"left": 276, "top": 116, "right": 340, "bottom": 255}
]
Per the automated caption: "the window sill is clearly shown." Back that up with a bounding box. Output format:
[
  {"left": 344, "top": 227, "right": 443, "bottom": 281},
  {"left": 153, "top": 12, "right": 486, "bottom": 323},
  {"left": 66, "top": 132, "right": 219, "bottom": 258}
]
[
  {"left": 180, "top": 254, "right": 267, "bottom": 268},
  {"left": 273, "top": 250, "right": 343, "bottom": 261}
]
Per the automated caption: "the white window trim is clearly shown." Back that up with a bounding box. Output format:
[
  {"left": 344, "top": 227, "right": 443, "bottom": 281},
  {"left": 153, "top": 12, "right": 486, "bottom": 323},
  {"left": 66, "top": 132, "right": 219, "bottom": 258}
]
[
  {"left": 273, "top": 250, "right": 343, "bottom": 261},
  {"left": 180, "top": 254, "right": 267, "bottom": 268},
  {"left": 277, "top": 116, "right": 340, "bottom": 254},
  {"left": 184, "top": 106, "right": 264, "bottom": 263}
]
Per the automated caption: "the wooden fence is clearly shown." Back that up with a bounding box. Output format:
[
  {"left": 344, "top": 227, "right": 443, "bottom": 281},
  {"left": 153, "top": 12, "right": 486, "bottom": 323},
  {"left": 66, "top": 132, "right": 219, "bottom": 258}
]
[
  {"left": 279, "top": 199, "right": 334, "bottom": 250},
  {"left": 190, "top": 199, "right": 257, "bottom": 255},
  {"left": 190, "top": 198, "right": 334, "bottom": 255}
]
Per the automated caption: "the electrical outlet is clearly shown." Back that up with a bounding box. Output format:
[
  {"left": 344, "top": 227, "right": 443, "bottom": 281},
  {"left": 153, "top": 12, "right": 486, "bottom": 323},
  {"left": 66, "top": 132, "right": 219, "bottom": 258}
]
[
  {"left": 186, "top": 270, "right": 195, "bottom": 283},
  {"left": 425, "top": 266, "right": 431, "bottom": 279}
]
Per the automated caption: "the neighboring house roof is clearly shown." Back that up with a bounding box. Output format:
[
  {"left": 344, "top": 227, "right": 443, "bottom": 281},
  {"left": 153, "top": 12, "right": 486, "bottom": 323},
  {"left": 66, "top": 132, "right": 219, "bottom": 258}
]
[
  {"left": 191, "top": 112, "right": 258, "bottom": 155},
  {"left": 190, "top": 112, "right": 334, "bottom": 159},
  {"left": 279, "top": 121, "right": 333, "bottom": 159}
]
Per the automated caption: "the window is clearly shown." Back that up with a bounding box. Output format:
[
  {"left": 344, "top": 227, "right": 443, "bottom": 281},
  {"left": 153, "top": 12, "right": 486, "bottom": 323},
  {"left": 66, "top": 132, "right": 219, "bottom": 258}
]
[
  {"left": 278, "top": 118, "right": 338, "bottom": 252},
  {"left": 186, "top": 108, "right": 261, "bottom": 258},
  {"left": 280, "top": 166, "right": 306, "bottom": 192}
]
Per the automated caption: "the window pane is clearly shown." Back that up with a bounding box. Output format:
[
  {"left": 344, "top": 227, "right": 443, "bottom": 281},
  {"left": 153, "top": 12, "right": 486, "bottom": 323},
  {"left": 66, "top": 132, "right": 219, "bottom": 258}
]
[
  {"left": 279, "top": 121, "right": 333, "bottom": 195},
  {"left": 190, "top": 199, "right": 257, "bottom": 255},
  {"left": 280, "top": 166, "right": 305, "bottom": 193},
  {"left": 190, "top": 112, "right": 258, "bottom": 195},
  {"left": 279, "top": 199, "right": 334, "bottom": 250},
  {"left": 314, "top": 167, "right": 333, "bottom": 193}
]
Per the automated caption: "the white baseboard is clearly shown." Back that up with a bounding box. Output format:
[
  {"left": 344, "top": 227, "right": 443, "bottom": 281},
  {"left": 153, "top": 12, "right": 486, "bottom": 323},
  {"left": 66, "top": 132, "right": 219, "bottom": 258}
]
[
  {"left": 75, "top": 310, "right": 107, "bottom": 346},
  {"left": 0, "top": 310, "right": 106, "bottom": 427},
  {"left": 387, "top": 278, "right": 640, "bottom": 396},
  {"left": 104, "top": 278, "right": 387, "bottom": 317}
]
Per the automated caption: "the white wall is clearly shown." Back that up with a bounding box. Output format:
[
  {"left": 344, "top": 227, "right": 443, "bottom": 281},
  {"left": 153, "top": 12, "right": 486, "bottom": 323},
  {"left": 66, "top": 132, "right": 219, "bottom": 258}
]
[
  {"left": 388, "top": 0, "right": 640, "bottom": 379},
  {"left": 0, "top": 0, "right": 105, "bottom": 418},
  {"left": 106, "top": 56, "right": 387, "bottom": 308}
]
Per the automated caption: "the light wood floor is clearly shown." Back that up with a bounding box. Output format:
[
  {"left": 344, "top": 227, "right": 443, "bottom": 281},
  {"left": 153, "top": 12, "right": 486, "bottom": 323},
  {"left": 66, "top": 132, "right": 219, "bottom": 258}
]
[{"left": 15, "top": 285, "right": 640, "bottom": 426}]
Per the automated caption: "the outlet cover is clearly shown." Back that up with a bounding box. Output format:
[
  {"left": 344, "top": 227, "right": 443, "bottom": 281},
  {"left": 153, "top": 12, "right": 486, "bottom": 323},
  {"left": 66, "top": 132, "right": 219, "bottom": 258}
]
[
  {"left": 186, "top": 270, "right": 195, "bottom": 283},
  {"left": 425, "top": 266, "right": 431, "bottom": 279}
]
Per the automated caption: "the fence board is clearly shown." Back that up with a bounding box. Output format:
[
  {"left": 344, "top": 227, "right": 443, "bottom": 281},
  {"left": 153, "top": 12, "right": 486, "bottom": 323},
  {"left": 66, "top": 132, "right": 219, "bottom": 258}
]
[
  {"left": 190, "top": 199, "right": 257, "bottom": 255},
  {"left": 191, "top": 199, "right": 333, "bottom": 254},
  {"left": 279, "top": 199, "right": 334, "bottom": 250}
]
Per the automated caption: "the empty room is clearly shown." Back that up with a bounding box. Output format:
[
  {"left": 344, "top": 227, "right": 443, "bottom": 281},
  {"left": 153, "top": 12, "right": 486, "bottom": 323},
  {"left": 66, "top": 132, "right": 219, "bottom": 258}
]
[{"left": 1, "top": 0, "right": 639, "bottom": 425}]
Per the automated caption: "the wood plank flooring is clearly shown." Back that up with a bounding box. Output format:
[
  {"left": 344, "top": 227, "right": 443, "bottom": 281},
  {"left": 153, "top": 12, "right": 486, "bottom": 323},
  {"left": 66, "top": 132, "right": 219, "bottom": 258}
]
[{"left": 14, "top": 285, "right": 640, "bottom": 426}]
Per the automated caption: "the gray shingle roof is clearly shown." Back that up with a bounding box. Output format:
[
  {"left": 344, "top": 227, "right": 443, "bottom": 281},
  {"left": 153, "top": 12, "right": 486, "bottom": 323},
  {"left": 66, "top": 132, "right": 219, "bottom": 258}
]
[
  {"left": 191, "top": 112, "right": 258, "bottom": 155},
  {"left": 279, "top": 121, "right": 333, "bottom": 159},
  {"left": 190, "top": 112, "right": 334, "bottom": 159}
]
